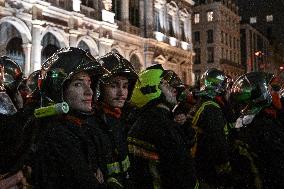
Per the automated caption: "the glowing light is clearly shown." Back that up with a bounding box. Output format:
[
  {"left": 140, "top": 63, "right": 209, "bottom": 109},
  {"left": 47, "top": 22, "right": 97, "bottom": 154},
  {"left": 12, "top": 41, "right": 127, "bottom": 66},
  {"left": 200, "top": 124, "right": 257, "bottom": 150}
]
[
  {"left": 169, "top": 37, "right": 176, "bottom": 46},
  {"left": 154, "top": 31, "right": 164, "bottom": 42},
  {"left": 181, "top": 41, "right": 188, "bottom": 50},
  {"left": 72, "top": 0, "right": 80, "bottom": 12},
  {"left": 102, "top": 9, "right": 115, "bottom": 23}
]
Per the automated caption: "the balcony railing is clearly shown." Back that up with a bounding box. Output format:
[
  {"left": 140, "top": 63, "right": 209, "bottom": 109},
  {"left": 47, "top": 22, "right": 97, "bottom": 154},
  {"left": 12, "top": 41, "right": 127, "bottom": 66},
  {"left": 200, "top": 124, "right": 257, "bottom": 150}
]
[
  {"left": 116, "top": 20, "right": 141, "bottom": 36},
  {"left": 80, "top": 5, "right": 99, "bottom": 20}
]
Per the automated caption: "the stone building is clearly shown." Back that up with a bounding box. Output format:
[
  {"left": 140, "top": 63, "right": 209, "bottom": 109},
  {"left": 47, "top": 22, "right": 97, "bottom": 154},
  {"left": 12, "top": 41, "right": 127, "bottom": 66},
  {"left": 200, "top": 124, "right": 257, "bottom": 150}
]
[
  {"left": 237, "top": 0, "right": 284, "bottom": 73},
  {"left": 192, "top": 0, "right": 244, "bottom": 82},
  {"left": 0, "top": 0, "right": 195, "bottom": 85},
  {"left": 240, "top": 24, "right": 273, "bottom": 73}
]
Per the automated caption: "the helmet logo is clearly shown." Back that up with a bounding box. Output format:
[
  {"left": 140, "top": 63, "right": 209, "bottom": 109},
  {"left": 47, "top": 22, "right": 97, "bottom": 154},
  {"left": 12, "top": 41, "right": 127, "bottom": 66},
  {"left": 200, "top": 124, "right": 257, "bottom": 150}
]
[{"left": 140, "top": 85, "right": 157, "bottom": 95}]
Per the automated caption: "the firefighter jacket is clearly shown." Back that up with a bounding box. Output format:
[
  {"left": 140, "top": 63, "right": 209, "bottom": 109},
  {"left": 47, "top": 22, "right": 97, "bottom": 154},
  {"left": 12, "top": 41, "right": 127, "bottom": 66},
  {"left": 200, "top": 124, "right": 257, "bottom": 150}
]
[
  {"left": 32, "top": 112, "right": 106, "bottom": 189},
  {"left": 232, "top": 109, "right": 284, "bottom": 189},
  {"left": 86, "top": 104, "right": 131, "bottom": 189},
  {"left": 191, "top": 96, "right": 232, "bottom": 187},
  {"left": 127, "top": 101, "right": 198, "bottom": 189}
]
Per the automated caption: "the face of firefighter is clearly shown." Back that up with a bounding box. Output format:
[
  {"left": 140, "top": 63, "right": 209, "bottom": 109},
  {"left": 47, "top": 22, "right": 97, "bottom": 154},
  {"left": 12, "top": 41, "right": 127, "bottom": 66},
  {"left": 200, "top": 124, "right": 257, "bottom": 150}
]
[
  {"left": 64, "top": 72, "right": 93, "bottom": 113},
  {"left": 102, "top": 76, "right": 129, "bottom": 108},
  {"left": 160, "top": 79, "right": 178, "bottom": 105}
]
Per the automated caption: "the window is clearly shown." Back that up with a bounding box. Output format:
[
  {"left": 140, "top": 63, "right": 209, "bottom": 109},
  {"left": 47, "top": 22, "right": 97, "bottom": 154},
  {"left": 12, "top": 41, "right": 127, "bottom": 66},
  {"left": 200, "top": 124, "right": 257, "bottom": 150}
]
[
  {"left": 250, "top": 17, "right": 257, "bottom": 24},
  {"left": 221, "top": 31, "right": 224, "bottom": 43},
  {"left": 207, "top": 11, "right": 213, "bottom": 22},
  {"left": 112, "top": 0, "right": 121, "bottom": 20},
  {"left": 207, "top": 29, "right": 213, "bottom": 43},
  {"left": 266, "top": 15, "right": 273, "bottom": 22},
  {"left": 154, "top": 9, "right": 161, "bottom": 32},
  {"left": 168, "top": 15, "right": 174, "bottom": 37},
  {"left": 194, "top": 31, "right": 200, "bottom": 43},
  {"left": 194, "top": 48, "right": 201, "bottom": 64},
  {"left": 129, "top": 0, "right": 140, "bottom": 27},
  {"left": 221, "top": 48, "right": 224, "bottom": 58},
  {"left": 81, "top": 0, "right": 93, "bottom": 7},
  {"left": 194, "top": 13, "right": 200, "bottom": 24},
  {"left": 180, "top": 21, "right": 186, "bottom": 41},
  {"left": 207, "top": 47, "right": 214, "bottom": 63},
  {"left": 225, "top": 33, "right": 228, "bottom": 45}
]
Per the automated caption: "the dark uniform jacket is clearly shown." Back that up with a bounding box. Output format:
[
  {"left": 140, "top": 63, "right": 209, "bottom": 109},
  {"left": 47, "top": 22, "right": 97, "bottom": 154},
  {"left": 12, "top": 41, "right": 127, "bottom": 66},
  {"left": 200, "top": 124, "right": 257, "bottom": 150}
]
[
  {"left": 191, "top": 96, "right": 231, "bottom": 187},
  {"left": 127, "top": 101, "right": 197, "bottom": 189},
  {"left": 87, "top": 105, "right": 131, "bottom": 189},
  {"left": 232, "top": 110, "right": 284, "bottom": 189},
  {"left": 32, "top": 113, "right": 105, "bottom": 189}
]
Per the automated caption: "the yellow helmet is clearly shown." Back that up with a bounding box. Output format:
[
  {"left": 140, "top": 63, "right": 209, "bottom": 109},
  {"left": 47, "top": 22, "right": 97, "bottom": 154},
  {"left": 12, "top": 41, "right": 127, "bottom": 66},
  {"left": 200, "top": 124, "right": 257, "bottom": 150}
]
[{"left": 130, "top": 66, "right": 163, "bottom": 108}]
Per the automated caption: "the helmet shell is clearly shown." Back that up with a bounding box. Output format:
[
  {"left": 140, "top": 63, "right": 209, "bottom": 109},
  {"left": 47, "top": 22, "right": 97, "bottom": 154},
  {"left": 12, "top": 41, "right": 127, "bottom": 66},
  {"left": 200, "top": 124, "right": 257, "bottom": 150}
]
[
  {"left": 130, "top": 64, "right": 184, "bottom": 108},
  {"left": 130, "top": 67, "right": 163, "bottom": 108},
  {"left": 230, "top": 72, "right": 272, "bottom": 114},
  {"left": 200, "top": 68, "right": 227, "bottom": 95},
  {"left": 41, "top": 47, "right": 106, "bottom": 103},
  {"left": 98, "top": 50, "right": 138, "bottom": 100},
  {"left": 0, "top": 56, "right": 23, "bottom": 92}
]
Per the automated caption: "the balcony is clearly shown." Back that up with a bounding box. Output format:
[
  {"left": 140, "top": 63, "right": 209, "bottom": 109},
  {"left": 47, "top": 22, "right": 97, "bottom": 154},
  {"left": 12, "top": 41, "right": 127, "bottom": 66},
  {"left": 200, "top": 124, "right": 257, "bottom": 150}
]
[
  {"left": 80, "top": 5, "right": 98, "bottom": 20},
  {"left": 116, "top": 20, "right": 141, "bottom": 36}
]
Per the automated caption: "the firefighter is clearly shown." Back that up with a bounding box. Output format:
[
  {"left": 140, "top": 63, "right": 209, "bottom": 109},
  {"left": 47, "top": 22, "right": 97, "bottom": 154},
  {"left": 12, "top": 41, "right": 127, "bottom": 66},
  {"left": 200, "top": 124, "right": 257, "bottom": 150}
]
[
  {"left": 32, "top": 47, "right": 107, "bottom": 189},
  {"left": 0, "top": 56, "right": 29, "bottom": 189},
  {"left": 128, "top": 64, "right": 198, "bottom": 189},
  {"left": 190, "top": 68, "right": 232, "bottom": 188},
  {"left": 229, "top": 72, "right": 284, "bottom": 189},
  {"left": 87, "top": 50, "right": 138, "bottom": 189}
]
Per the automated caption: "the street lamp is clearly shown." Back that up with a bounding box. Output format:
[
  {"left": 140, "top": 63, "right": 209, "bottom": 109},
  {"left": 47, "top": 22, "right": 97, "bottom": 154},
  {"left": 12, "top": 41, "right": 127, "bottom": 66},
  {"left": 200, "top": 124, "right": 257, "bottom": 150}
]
[{"left": 254, "top": 50, "right": 265, "bottom": 71}]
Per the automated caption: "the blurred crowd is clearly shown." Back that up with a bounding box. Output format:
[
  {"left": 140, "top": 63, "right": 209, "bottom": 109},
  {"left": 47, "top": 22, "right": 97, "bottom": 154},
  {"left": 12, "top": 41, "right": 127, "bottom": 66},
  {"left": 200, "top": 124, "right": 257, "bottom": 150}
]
[{"left": 0, "top": 47, "right": 284, "bottom": 189}]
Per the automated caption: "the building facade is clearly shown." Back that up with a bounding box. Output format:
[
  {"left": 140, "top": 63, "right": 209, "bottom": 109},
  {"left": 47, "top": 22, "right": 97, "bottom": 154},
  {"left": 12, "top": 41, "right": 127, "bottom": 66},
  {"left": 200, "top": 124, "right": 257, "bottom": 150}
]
[
  {"left": 192, "top": 0, "right": 244, "bottom": 82},
  {"left": 240, "top": 24, "right": 274, "bottom": 73},
  {"left": 237, "top": 0, "right": 284, "bottom": 73},
  {"left": 0, "top": 0, "right": 195, "bottom": 85}
]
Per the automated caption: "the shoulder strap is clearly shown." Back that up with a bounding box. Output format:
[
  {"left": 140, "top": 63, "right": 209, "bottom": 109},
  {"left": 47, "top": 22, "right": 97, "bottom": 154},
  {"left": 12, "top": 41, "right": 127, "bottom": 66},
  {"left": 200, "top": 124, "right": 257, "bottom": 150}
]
[{"left": 192, "top": 100, "right": 220, "bottom": 128}]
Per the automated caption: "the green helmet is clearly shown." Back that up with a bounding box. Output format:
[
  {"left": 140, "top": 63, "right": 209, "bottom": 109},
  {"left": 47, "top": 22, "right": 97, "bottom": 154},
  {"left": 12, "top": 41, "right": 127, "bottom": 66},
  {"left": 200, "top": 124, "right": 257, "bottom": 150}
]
[
  {"left": 130, "top": 64, "right": 183, "bottom": 108},
  {"left": 229, "top": 72, "right": 272, "bottom": 115},
  {"left": 200, "top": 68, "right": 227, "bottom": 97}
]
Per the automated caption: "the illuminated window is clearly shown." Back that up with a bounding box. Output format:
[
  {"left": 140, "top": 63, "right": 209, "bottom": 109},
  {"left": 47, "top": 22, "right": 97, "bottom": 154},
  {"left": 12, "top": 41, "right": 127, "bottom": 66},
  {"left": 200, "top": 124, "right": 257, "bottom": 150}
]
[
  {"left": 207, "top": 11, "right": 213, "bottom": 22},
  {"left": 250, "top": 17, "right": 257, "bottom": 24},
  {"left": 194, "top": 13, "right": 200, "bottom": 24},
  {"left": 266, "top": 15, "right": 273, "bottom": 22}
]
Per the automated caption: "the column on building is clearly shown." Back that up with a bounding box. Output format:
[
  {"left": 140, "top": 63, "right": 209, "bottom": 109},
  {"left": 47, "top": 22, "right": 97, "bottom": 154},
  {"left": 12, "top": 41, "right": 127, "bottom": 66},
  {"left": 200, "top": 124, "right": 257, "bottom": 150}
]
[
  {"left": 22, "top": 43, "right": 32, "bottom": 76},
  {"left": 144, "top": 0, "right": 154, "bottom": 37},
  {"left": 31, "top": 22, "right": 43, "bottom": 72},
  {"left": 186, "top": 13, "right": 192, "bottom": 43},
  {"left": 69, "top": 31, "right": 78, "bottom": 47},
  {"left": 98, "top": 38, "right": 113, "bottom": 56},
  {"left": 121, "top": 0, "right": 129, "bottom": 23}
]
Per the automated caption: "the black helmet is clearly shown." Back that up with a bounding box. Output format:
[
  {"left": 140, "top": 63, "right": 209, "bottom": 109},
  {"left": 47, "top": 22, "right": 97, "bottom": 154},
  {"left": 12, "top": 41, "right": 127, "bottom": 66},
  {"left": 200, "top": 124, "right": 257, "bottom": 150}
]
[
  {"left": 0, "top": 56, "right": 23, "bottom": 92},
  {"left": 97, "top": 50, "right": 138, "bottom": 100},
  {"left": 41, "top": 47, "right": 106, "bottom": 104},
  {"left": 200, "top": 68, "right": 227, "bottom": 97},
  {"left": 230, "top": 72, "right": 272, "bottom": 115}
]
